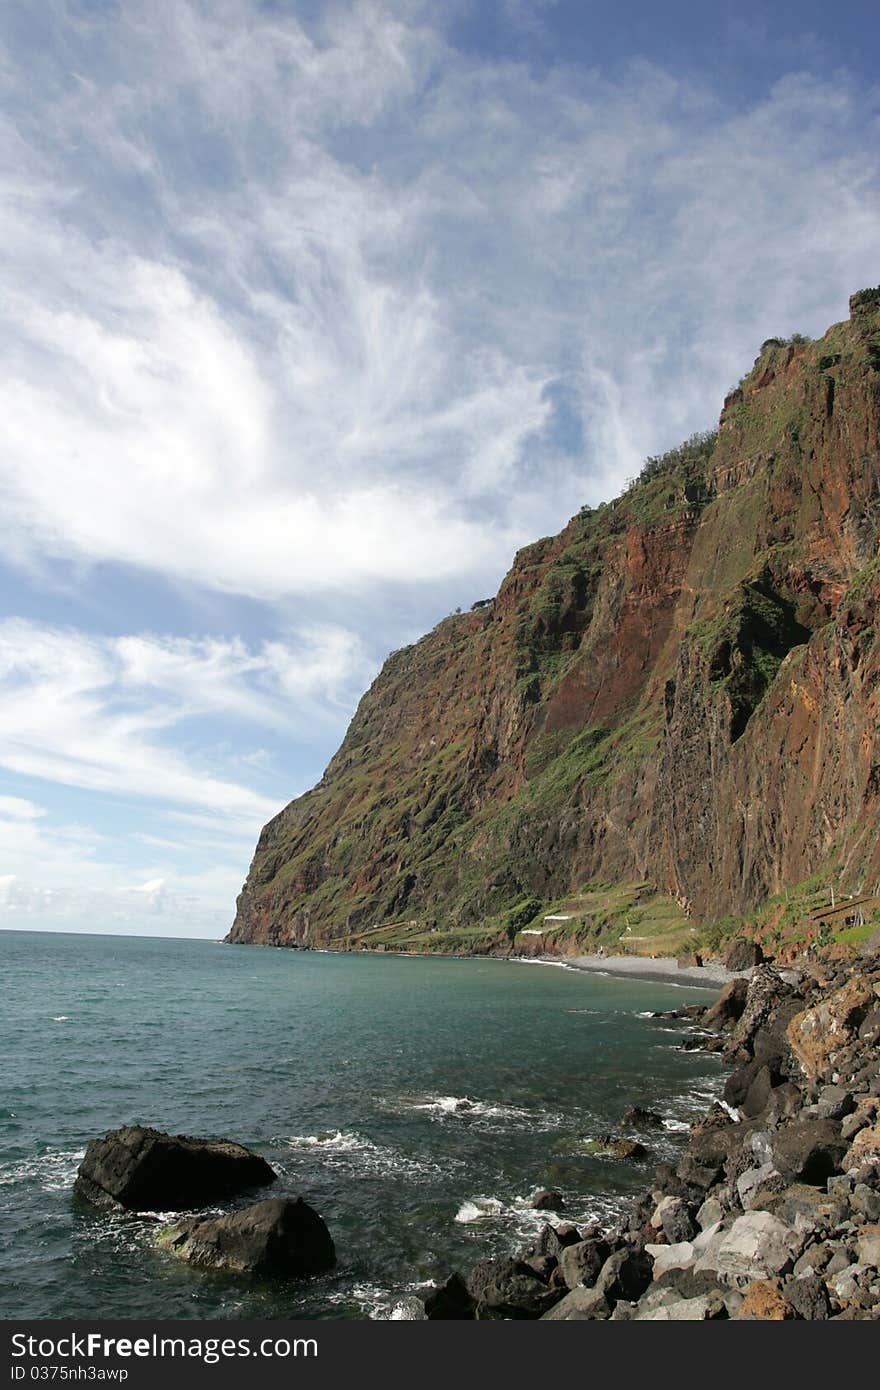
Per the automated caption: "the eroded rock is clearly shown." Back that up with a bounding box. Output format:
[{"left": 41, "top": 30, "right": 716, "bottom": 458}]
[{"left": 75, "top": 1125, "right": 276, "bottom": 1212}]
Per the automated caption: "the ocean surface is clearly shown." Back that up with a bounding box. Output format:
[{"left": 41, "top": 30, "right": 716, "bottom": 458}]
[{"left": 0, "top": 931, "right": 725, "bottom": 1320}]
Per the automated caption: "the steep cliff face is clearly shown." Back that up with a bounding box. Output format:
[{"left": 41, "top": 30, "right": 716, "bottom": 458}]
[{"left": 228, "top": 290, "right": 880, "bottom": 950}]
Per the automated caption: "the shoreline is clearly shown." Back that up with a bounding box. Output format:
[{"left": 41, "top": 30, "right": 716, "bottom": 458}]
[{"left": 529, "top": 952, "right": 738, "bottom": 989}]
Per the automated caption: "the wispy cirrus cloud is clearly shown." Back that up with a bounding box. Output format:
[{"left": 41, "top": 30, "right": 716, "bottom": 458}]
[
  {"left": 0, "top": 3, "right": 877, "bottom": 604},
  {"left": 0, "top": 618, "right": 374, "bottom": 820}
]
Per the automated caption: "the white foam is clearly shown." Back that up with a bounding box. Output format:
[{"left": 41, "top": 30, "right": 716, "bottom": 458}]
[
  {"left": 399, "top": 1093, "right": 563, "bottom": 1129},
  {"left": 279, "top": 1129, "right": 364, "bottom": 1152},
  {"left": 455, "top": 1196, "right": 504, "bottom": 1223},
  {"left": 273, "top": 1130, "right": 452, "bottom": 1180},
  {"left": 0, "top": 1147, "right": 84, "bottom": 1192},
  {"left": 409, "top": 1095, "right": 479, "bottom": 1117}
]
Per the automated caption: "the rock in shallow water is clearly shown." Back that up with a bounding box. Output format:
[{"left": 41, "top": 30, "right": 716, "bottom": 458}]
[
  {"left": 159, "top": 1196, "right": 336, "bottom": 1277},
  {"left": 74, "top": 1125, "right": 276, "bottom": 1211}
]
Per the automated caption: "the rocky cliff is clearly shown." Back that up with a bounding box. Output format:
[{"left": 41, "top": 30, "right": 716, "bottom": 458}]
[{"left": 228, "top": 290, "right": 880, "bottom": 953}]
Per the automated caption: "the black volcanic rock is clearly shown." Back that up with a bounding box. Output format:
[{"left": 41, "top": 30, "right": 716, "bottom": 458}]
[
  {"left": 160, "top": 1197, "right": 335, "bottom": 1277},
  {"left": 74, "top": 1125, "right": 276, "bottom": 1211}
]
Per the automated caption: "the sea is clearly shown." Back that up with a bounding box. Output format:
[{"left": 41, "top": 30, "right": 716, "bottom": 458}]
[{"left": 0, "top": 930, "right": 725, "bottom": 1320}]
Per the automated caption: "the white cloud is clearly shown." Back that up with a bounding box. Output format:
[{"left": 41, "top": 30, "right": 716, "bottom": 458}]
[
  {"left": 0, "top": 868, "right": 235, "bottom": 938},
  {"left": 0, "top": 795, "right": 45, "bottom": 821},
  {"left": 0, "top": 618, "right": 373, "bottom": 820},
  {"left": 0, "top": 4, "right": 876, "bottom": 604}
]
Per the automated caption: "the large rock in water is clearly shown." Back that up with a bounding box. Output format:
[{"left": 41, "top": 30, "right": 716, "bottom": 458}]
[
  {"left": 160, "top": 1197, "right": 335, "bottom": 1277},
  {"left": 74, "top": 1125, "right": 276, "bottom": 1211}
]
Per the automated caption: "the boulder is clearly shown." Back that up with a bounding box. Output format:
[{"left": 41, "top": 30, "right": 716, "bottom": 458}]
[
  {"left": 724, "top": 967, "right": 793, "bottom": 1061},
  {"left": 786, "top": 976, "right": 877, "bottom": 1080},
  {"left": 645, "top": 1241, "right": 695, "bottom": 1279},
  {"left": 594, "top": 1248, "right": 654, "bottom": 1305},
  {"left": 845, "top": 1119, "right": 880, "bottom": 1169},
  {"left": 424, "top": 1273, "right": 475, "bottom": 1320},
  {"left": 815, "top": 1085, "right": 856, "bottom": 1121},
  {"left": 636, "top": 1291, "right": 728, "bottom": 1320},
  {"left": 737, "top": 1279, "right": 794, "bottom": 1320},
  {"left": 694, "top": 1211, "right": 801, "bottom": 1284},
  {"left": 528, "top": 1188, "right": 564, "bottom": 1211},
  {"left": 857, "top": 1225, "right": 880, "bottom": 1268},
  {"left": 559, "top": 1238, "right": 610, "bottom": 1291},
  {"left": 702, "top": 978, "right": 749, "bottom": 1031},
  {"left": 540, "top": 1285, "right": 611, "bottom": 1320},
  {"left": 783, "top": 1273, "right": 830, "bottom": 1320},
  {"left": 621, "top": 1106, "right": 665, "bottom": 1130},
  {"left": 159, "top": 1197, "right": 335, "bottom": 1277},
  {"left": 591, "top": 1135, "right": 648, "bottom": 1160},
  {"left": 465, "top": 1257, "right": 558, "bottom": 1319},
  {"left": 771, "top": 1118, "right": 847, "bottom": 1185},
  {"left": 724, "top": 940, "right": 764, "bottom": 972},
  {"left": 736, "top": 1163, "right": 779, "bottom": 1211},
  {"left": 660, "top": 1199, "right": 697, "bottom": 1244},
  {"left": 74, "top": 1125, "right": 276, "bottom": 1211},
  {"left": 696, "top": 1196, "right": 725, "bottom": 1230},
  {"left": 741, "top": 1064, "right": 777, "bottom": 1120}
]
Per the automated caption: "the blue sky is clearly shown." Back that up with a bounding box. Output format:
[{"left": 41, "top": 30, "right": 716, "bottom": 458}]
[{"left": 0, "top": 0, "right": 878, "bottom": 937}]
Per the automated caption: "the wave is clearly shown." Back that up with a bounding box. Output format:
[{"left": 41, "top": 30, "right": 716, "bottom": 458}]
[
  {"left": 455, "top": 1195, "right": 505, "bottom": 1223},
  {"left": 322, "top": 1281, "right": 429, "bottom": 1320},
  {"left": 393, "top": 1093, "right": 565, "bottom": 1130},
  {"left": 0, "top": 1146, "right": 84, "bottom": 1193},
  {"left": 271, "top": 1130, "right": 454, "bottom": 1181},
  {"left": 509, "top": 957, "right": 580, "bottom": 972},
  {"left": 454, "top": 1189, "right": 628, "bottom": 1241}
]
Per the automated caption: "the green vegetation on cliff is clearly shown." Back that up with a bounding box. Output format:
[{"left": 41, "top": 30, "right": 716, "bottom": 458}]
[{"left": 229, "top": 291, "right": 880, "bottom": 957}]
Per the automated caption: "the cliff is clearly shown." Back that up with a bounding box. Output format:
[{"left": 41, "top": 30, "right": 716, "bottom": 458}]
[{"left": 228, "top": 290, "right": 880, "bottom": 955}]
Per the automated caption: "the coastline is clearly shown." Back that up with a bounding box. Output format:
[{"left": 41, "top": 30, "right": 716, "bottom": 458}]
[
  {"left": 425, "top": 943, "right": 880, "bottom": 1320},
  {"left": 531, "top": 952, "right": 738, "bottom": 989}
]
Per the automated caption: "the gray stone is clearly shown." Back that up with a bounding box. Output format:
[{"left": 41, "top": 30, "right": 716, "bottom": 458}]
[
  {"left": 841, "top": 1113, "right": 870, "bottom": 1141},
  {"left": 696, "top": 1196, "right": 725, "bottom": 1230},
  {"left": 159, "top": 1197, "right": 335, "bottom": 1277},
  {"left": 858, "top": 1228, "right": 880, "bottom": 1267},
  {"left": 817, "top": 1086, "right": 857, "bottom": 1121},
  {"left": 830, "top": 1263, "right": 867, "bottom": 1301},
  {"left": 825, "top": 1248, "right": 854, "bottom": 1276},
  {"left": 852, "top": 1185, "right": 880, "bottom": 1222},
  {"left": 636, "top": 1292, "right": 728, "bottom": 1320},
  {"left": 594, "top": 1247, "right": 654, "bottom": 1304},
  {"left": 694, "top": 1211, "right": 801, "bottom": 1285},
  {"left": 645, "top": 1241, "right": 695, "bottom": 1278},
  {"left": 540, "top": 1285, "right": 611, "bottom": 1320},
  {"left": 660, "top": 1197, "right": 696, "bottom": 1243},
  {"left": 736, "top": 1163, "right": 779, "bottom": 1211},
  {"left": 784, "top": 1273, "right": 830, "bottom": 1319},
  {"left": 559, "top": 1238, "right": 609, "bottom": 1291}
]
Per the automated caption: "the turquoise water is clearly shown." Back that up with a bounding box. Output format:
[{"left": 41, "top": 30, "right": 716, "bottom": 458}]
[{"left": 0, "top": 931, "right": 723, "bottom": 1320}]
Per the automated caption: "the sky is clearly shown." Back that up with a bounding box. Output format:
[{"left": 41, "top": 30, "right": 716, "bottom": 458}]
[{"left": 0, "top": 0, "right": 878, "bottom": 938}]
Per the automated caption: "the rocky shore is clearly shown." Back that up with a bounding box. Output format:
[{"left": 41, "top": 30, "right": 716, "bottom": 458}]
[{"left": 423, "top": 938, "right": 880, "bottom": 1320}]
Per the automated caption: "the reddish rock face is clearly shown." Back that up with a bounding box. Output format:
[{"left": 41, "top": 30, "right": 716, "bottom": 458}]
[{"left": 228, "top": 291, "right": 880, "bottom": 950}]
